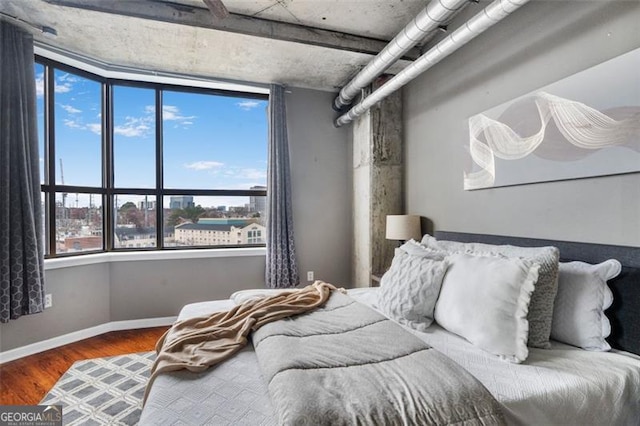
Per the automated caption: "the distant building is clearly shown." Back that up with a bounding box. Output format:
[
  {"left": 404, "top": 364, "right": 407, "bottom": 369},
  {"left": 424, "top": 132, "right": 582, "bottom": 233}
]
[
  {"left": 250, "top": 185, "right": 266, "bottom": 214},
  {"left": 114, "top": 227, "right": 157, "bottom": 248},
  {"left": 113, "top": 226, "right": 177, "bottom": 248},
  {"left": 170, "top": 196, "right": 194, "bottom": 210},
  {"left": 62, "top": 236, "right": 102, "bottom": 251},
  {"left": 174, "top": 220, "right": 265, "bottom": 246},
  {"left": 197, "top": 218, "right": 251, "bottom": 226},
  {"left": 139, "top": 199, "right": 156, "bottom": 210}
]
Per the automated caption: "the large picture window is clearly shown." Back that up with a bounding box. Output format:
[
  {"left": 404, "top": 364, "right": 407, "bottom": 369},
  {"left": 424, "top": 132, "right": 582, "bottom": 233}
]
[{"left": 37, "top": 58, "right": 268, "bottom": 257}]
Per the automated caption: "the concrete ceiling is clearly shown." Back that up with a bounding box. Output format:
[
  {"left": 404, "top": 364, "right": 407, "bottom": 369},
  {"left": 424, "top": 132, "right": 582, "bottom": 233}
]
[{"left": 0, "top": 0, "right": 442, "bottom": 92}]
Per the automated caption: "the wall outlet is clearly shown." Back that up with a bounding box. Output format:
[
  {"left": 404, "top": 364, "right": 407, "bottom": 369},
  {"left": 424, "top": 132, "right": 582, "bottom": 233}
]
[
  {"left": 307, "top": 271, "right": 314, "bottom": 281},
  {"left": 44, "top": 294, "right": 53, "bottom": 309}
]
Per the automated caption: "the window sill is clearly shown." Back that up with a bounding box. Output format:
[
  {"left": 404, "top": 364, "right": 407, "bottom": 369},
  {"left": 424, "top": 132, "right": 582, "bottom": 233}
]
[{"left": 44, "top": 247, "right": 266, "bottom": 271}]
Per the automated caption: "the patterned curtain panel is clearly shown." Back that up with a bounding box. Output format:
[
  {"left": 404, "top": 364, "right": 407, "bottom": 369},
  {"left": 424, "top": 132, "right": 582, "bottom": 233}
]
[
  {"left": 0, "top": 21, "right": 45, "bottom": 322},
  {"left": 265, "top": 85, "right": 299, "bottom": 288}
]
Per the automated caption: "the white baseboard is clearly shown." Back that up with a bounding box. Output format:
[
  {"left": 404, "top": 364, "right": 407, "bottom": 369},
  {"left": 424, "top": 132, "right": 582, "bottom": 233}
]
[{"left": 0, "top": 316, "right": 176, "bottom": 365}]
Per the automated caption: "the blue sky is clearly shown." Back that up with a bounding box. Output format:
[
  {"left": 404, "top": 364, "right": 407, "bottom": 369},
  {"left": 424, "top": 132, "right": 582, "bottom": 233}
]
[{"left": 35, "top": 63, "right": 268, "bottom": 208}]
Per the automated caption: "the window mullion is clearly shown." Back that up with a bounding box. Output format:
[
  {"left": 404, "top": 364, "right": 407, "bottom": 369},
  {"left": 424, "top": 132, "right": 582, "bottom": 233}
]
[
  {"left": 45, "top": 63, "right": 57, "bottom": 257},
  {"left": 103, "top": 82, "right": 114, "bottom": 251},
  {"left": 156, "top": 88, "right": 164, "bottom": 249}
]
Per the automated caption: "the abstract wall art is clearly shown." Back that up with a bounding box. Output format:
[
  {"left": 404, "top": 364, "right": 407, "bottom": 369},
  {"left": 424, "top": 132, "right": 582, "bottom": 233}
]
[{"left": 464, "top": 47, "right": 640, "bottom": 190}]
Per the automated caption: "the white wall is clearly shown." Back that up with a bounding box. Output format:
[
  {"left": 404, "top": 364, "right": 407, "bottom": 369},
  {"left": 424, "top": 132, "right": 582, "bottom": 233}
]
[
  {"left": 0, "top": 86, "right": 352, "bottom": 353},
  {"left": 404, "top": 0, "right": 640, "bottom": 246}
]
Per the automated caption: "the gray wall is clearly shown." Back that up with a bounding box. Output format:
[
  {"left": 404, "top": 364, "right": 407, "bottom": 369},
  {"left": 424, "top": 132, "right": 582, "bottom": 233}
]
[
  {"left": 404, "top": 1, "right": 640, "bottom": 246},
  {"left": 286, "top": 88, "right": 352, "bottom": 287},
  {"left": 0, "top": 87, "right": 352, "bottom": 352},
  {"left": 0, "top": 264, "right": 110, "bottom": 352},
  {"left": 109, "top": 256, "right": 266, "bottom": 321}
]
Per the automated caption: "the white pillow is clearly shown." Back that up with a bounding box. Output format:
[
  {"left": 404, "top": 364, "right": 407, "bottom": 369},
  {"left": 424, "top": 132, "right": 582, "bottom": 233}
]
[
  {"left": 398, "top": 239, "right": 447, "bottom": 260},
  {"left": 434, "top": 253, "right": 539, "bottom": 363},
  {"left": 551, "top": 259, "right": 621, "bottom": 351},
  {"left": 423, "top": 234, "right": 559, "bottom": 349},
  {"left": 377, "top": 251, "right": 450, "bottom": 331}
]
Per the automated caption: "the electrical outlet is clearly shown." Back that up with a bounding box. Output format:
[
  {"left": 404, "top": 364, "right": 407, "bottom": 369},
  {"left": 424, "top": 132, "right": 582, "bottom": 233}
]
[
  {"left": 307, "top": 271, "right": 314, "bottom": 281},
  {"left": 44, "top": 294, "right": 53, "bottom": 309}
]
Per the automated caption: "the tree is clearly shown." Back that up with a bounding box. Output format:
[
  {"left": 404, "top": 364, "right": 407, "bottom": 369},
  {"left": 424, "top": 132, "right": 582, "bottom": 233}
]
[
  {"left": 119, "top": 202, "right": 143, "bottom": 228},
  {"left": 166, "top": 205, "right": 206, "bottom": 227},
  {"left": 119, "top": 201, "right": 137, "bottom": 212}
]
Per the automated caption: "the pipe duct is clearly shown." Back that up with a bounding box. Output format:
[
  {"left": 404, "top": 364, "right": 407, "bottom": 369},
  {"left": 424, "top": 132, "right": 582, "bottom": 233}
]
[
  {"left": 335, "top": 0, "right": 530, "bottom": 127},
  {"left": 333, "top": 0, "right": 471, "bottom": 111}
]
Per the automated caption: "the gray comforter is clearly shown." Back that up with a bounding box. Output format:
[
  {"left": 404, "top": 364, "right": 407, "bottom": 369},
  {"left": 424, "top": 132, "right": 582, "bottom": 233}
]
[{"left": 252, "top": 291, "right": 505, "bottom": 425}]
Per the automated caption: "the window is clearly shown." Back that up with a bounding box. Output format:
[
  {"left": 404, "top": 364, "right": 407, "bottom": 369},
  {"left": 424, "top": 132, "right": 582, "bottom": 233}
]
[{"left": 37, "top": 57, "right": 268, "bottom": 257}]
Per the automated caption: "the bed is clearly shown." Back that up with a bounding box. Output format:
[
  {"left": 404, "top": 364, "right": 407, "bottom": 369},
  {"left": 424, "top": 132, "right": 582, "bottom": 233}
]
[{"left": 140, "top": 232, "right": 640, "bottom": 425}]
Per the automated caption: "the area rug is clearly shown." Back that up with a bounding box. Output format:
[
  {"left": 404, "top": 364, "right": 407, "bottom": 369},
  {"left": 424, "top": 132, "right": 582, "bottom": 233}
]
[{"left": 40, "top": 351, "right": 156, "bottom": 425}]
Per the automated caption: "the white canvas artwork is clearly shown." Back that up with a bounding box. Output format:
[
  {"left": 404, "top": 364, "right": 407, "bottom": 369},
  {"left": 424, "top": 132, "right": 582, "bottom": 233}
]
[{"left": 464, "top": 47, "right": 640, "bottom": 190}]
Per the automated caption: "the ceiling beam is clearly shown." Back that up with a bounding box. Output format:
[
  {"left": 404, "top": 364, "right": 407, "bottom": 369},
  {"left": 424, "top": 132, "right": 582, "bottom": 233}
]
[{"left": 43, "top": 0, "right": 421, "bottom": 60}]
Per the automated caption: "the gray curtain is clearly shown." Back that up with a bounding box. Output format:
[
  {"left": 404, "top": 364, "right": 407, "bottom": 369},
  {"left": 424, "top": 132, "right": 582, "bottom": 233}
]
[
  {"left": 0, "top": 21, "right": 45, "bottom": 322},
  {"left": 265, "top": 85, "right": 299, "bottom": 288}
]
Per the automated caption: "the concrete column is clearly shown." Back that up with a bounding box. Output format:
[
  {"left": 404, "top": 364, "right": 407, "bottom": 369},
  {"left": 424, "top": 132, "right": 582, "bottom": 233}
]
[{"left": 352, "top": 78, "right": 403, "bottom": 287}]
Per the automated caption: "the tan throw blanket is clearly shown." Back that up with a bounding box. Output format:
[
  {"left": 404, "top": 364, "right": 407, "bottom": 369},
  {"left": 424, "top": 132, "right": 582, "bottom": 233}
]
[{"left": 144, "top": 281, "right": 341, "bottom": 404}]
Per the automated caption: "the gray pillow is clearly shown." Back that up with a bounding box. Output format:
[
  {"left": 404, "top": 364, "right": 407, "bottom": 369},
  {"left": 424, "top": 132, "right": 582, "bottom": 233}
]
[
  {"left": 377, "top": 250, "right": 450, "bottom": 331},
  {"left": 551, "top": 259, "right": 621, "bottom": 350},
  {"left": 422, "top": 235, "right": 559, "bottom": 349}
]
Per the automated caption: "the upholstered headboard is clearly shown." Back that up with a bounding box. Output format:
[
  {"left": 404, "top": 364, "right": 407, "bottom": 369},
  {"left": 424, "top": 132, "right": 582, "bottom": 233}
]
[{"left": 434, "top": 231, "right": 640, "bottom": 355}]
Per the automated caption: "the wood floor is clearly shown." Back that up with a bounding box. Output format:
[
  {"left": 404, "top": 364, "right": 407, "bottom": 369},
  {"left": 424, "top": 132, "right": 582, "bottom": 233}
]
[{"left": 0, "top": 327, "right": 168, "bottom": 405}]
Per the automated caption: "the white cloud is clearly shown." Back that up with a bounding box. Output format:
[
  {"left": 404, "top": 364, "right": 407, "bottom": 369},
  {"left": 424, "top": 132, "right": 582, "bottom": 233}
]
[
  {"left": 86, "top": 123, "right": 101, "bottom": 135},
  {"left": 236, "top": 100, "right": 261, "bottom": 111},
  {"left": 114, "top": 116, "right": 152, "bottom": 138},
  {"left": 61, "top": 104, "right": 82, "bottom": 114},
  {"left": 222, "top": 167, "right": 267, "bottom": 180},
  {"left": 238, "top": 168, "right": 267, "bottom": 180},
  {"left": 35, "top": 73, "right": 44, "bottom": 98},
  {"left": 35, "top": 73, "right": 72, "bottom": 96},
  {"left": 54, "top": 73, "right": 78, "bottom": 94},
  {"left": 63, "top": 119, "right": 82, "bottom": 129},
  {"left": 162, "top": 105, "right": 196, "bottom": 124},
  {"left": 114, "top": 124, "right": 148, "bottom": 137},
  {"left": 63, "top": 117, "right": 101, "bottom": 134},
  {"left": 57, "top": 73, "right": 79, "bottom": 83},
  {"left": 55, "top": 82, "right": 72, "bottom": 93},
  {"left": 185, "top": 161, "right": 225, "bottom": 171}
]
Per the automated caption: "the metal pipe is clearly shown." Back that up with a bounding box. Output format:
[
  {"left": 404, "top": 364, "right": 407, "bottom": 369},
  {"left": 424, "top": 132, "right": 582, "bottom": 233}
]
[
  {"left": 333, "top": 0, "right": 471, "bottom": 111},
  {"left": 335, "top": 0, "right": 530, "bottom": 127}
]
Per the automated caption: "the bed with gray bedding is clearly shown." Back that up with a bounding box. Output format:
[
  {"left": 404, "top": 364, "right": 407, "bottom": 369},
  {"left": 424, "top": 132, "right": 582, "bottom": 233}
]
[
  {"left": 252, "top": 291, "right": 504, "bottom": 425},
  {"left": 141, "top": 233, "right": 640, "bottom": 425},
  {"left": 141, "top": 291, "right": 505, "bottom": 425}
]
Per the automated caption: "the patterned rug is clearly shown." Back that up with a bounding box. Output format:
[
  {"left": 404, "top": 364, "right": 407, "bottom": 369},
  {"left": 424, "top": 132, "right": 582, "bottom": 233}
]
[{"left": 40, "top": 351, "right": 156, "bottom": 425}]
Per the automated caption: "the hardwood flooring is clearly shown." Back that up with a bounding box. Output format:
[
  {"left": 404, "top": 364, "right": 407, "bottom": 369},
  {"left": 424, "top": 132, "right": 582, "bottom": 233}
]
[{"left": 0, "top": 327, "right": 168, "bottom": 405}]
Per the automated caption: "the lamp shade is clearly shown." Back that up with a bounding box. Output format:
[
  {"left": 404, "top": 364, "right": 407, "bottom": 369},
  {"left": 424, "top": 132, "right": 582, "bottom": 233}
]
[{"left": 385, "top": 215, "right": 421, "bottom": 241}]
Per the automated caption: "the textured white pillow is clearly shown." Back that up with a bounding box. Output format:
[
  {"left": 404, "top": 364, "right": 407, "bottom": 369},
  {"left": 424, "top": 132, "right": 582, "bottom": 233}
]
[
  {"left": 398, "top": 239, "right": 447, "bottom": 260},
  {"left": 423, "top": 234, "right": 559, "bottom": 349},
  {"left": 551, "top": 259, "right": 621, "bottom": 351},
  {"left": 377, "top": 251, "right": 449, "bottom": 331},
  {"left": 434, "top": 253, "right": 539, "bottom": 363}
]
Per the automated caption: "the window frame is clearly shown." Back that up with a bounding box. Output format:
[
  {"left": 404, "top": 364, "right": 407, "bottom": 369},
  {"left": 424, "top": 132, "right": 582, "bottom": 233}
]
[{"left": 37, "top": 56, "right": 269, "bottom": 258}]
